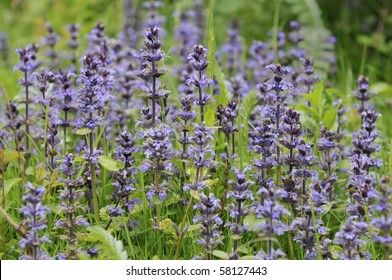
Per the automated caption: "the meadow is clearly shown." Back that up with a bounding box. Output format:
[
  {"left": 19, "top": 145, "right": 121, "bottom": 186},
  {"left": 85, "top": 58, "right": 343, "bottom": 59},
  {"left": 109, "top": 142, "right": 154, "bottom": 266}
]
[{"left": 0, "top": 0, "right": 391, "bottom": 260}]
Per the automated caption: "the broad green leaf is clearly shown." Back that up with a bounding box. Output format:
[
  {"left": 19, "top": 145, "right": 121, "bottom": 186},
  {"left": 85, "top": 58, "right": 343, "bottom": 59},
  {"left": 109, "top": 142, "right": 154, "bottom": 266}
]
[
  {"left": 86, "top": 226, "right": 128, "bottom": 260},
  {"left": 99, "top": 206, "right": 110, "bottom": 221},
  {"left": 0, "top": 178, "right": 22, "bottom": 203},
  {"left": 207, "top": 0, "right": 216, "bottom": 81},
  {"left": 190, "top": 189, "right": 200, "bottom": 200},
  {"left": 183, "top": 125, "right": 195, "bottom": 133},
  {"left": 230, "top": 234, "right": 242, "bottom": 241},
  {"left": 205, "top": 109, "right": 215, "bottom": 127},
  {"left": 214, "top": 63, "right": 230, "bottom": 107},
  {"left": 184, "top": 224, "right": 201, "bottom": 237},
  {"left": 212, "top": 250, "right": 229, "bottom": 260},
  {"left": 98, "top": 156, "right": 125, "bottom": 171},
  {"left": 311, "top": 80, "right": 324, "bottom": 114},
  {"left": 201, "top": 178, "right": 219, "bottom": 187},
  {"left": 159, "top": 218, "right": 176, "bottom": 235},
  {"left": 295, "top": 104, "right": 321, "bottom": 122},
  {"left": 4, "top": 149, "right": 24, "bottom": 165},
  {"left": 323, "top": 108, "right": 338, "bottom": 130},
  {"left": 73, "top": 156, "right": 86, "bottom": 163},
  {"left": 240, "top": 255, "right": 255, "bottom": 260},
  {"left": 74, "top": 128, "right": 92, "bottom": 135},
  {"left": 243, "top": 213, "right": 262, "bottom": 231}
]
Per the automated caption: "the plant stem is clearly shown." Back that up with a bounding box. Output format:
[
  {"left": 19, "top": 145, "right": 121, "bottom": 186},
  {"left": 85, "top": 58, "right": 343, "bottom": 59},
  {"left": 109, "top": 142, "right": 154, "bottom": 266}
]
[
  {"left": 0, "top": 206, "right": 25, "bottom": 238},
  {"left": 197, "top": 70, "right": 204, "bottom": 123},
  {"left": 174, "top": 196, "right": 193, "bottom": 259},
  {"left": 232, "top": 201, "right": 242, "bottom": 260},
  {"left": 24, "top": 70, "right": 30, "bottom": 156},
  {"left": 89, "top": 132, "right": 99, "bottom": 223}
]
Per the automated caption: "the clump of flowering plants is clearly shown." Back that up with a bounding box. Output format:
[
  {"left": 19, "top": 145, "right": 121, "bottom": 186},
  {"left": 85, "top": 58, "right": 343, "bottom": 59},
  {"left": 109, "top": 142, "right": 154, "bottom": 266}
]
[{"left": 0, "top": 0, "right": 391, "bottom": 261}]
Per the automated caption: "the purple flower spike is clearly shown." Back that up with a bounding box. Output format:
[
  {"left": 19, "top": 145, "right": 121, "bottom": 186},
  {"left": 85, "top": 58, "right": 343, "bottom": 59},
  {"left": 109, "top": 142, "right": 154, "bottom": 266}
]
[
  {"left": 19, "top": 183, "right": 51, "bottom": 260},
  {"left": 193, "top": 193, "right": 223, "bottom": 260}
]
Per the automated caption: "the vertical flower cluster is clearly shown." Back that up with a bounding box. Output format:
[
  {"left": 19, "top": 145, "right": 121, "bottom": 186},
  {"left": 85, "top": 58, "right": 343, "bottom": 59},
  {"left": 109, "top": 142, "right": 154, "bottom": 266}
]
[
  {"left": 14, "top": 44, "right": 40, "bottom": 154},
  {"left": 55, "top": 154, "right": 89, "bottom": 260},
  {"left": 0, "top": 33, "right": 9, "bottom": 66},
  {"left": 56, "top": 71, "right": 77, "bottom": 149},
  {"left": 291, "top": 175, "right": 334, "bottom": 259},
  {"left": 280, "top": 108, "right": 301, "bottom": 173},
  {"left": 110, "top": 131, "right": 141, "bottom": 217},
  {"left": 334, "top": 75, "right": 380, "bottom": 260},
  {"left": 228, "top": 74, "right": 249, "bottom": 102},
  {"left": 120, "top": 0, "right": 140, "bottom": 47},
  {"left": 175, "top": 11, "right": 200, "bottom": 60},
  {"left": 176, "top": 96, "right": 197, "bottom": 180},
  {"left": 143, "top": 1, "right": 165, "bottom": 30},
  {"left": 19, "top": 182, "right": 51, "bottom": 260},
  {"left": 246, "top": 41, "right": 272, "bottom": 87},
  {"left": 88, "top": 23, "right": 108, "bottom": 54},
  {"left": 291, "top": 139, "right": 318, "bottom": 196},
  {"left": 288, "top": 21, "right": 306, "bottom": 60},
  {"left": 253, "top": 179, "right": 290, "bottom": 260},
  {"left": 353, "top": 75, "right": 376, "bottom": 123},
  {"left": 372, "top": 177, "right": 392, "bottom": 248},
  {"left": 141, "top": 126, "right": 173, "bottom": 201},
  {"left": 297, "top": 57, "right": 319, "bottom": 96},
  {"left": 140, "top": 26, "right": 166, "bottom": 127},
  {"left": 333, "top": 216, "right": 370, "bottom": 259},
  {"left": 183, "top": 123, "right": 216, "bottom": 192},
  {"left": 317, "top": 124, "right": 339, "bottom": 178},
  {"left": 77, "top": 52, "right": 111, "bottom": 218},
  {"left": 260, "top": 64, "right": 293, "bottom": 185},
  {"left": 66, "top": 24, "right": 80, "bottom": 72},
  {"left": 186, "top": 45, "right": 213, "bottom": 123},
  {"left": 251, "top": 121, "right": 277, "bottom": 190},
  {"left": 41, "top": 23, "right": 60, "bottom": 69},
  {"left": 4, "top": 102, "right": 23, "bottom": 145},
  {"left": 193, "top": 193, "right": 223, "bottom": 260},
  {"left": 226, "top": 167, "right": 254, "bottom": 259},
  {"left": 217, "top": 19, "right": 243, "bottom": 77},
  {"left": 76, "top": 52, "right": 111, "bottom": 133},
  {"left": 217, "top": 101, "right": 238, "bottom": 156}
]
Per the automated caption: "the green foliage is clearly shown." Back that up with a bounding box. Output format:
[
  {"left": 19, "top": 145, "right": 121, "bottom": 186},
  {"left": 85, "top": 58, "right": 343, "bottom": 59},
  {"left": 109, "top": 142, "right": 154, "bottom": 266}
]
[
  {"left": 86, "top": 226, "right": 128, "bottom": 260},
  {"left": 98, "top": 156, "right": 125, "bottom": 172}
]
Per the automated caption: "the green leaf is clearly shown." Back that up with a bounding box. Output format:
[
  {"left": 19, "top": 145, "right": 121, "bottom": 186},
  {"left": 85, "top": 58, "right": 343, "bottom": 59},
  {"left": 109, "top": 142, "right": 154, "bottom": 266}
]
[
  {"left": 207, "top": 0, "right": 216, "bottom": 81},
  {"left": 159, "top": 218, "right": 176, "bottom": 235},
  {"left": 0, "top": 178, "right": 22, "bottom": 203},
  {"left": 4, "top": 149, "right": 24, "bottom": 165},
  {"left": 295, "top": 104, "right": 321, "bottom": 122},
  {"left": 201, "top": 178, "right": 219, "bottom": 187},
  {"left": 230, "top": 234, "right": 242, "bottom": 241},
  {"left": 73, "top": 156, "right": 85, "bottom": 163},
  {"left": 74, "top": 128, "right": 92, "bottom": 135},
  {"left": 214, "top": 63, "right": 230, "bottom": 107},
  {"left": 205, "top": 109, "right": 215, "bottom": 127},
  {"left": 323, "top": 108, "right": 338, "bottom": 130},
  {"left": 311, "top": 80, "right": 324, "bottom": 114},
  {"left": 190, "top": 190, "right": 200, "bottom": 200},
  {"left": 243, "top": 213, "right": 262, "bottom": 231},
  {"left": 183, "top": 125, "right": 194, "bottom": 133},
  {"left": 86, "top": 226, "right": 128, "bottom": 260},
  {"left": 184, "top": 224, "right": 201, "bottom": 237},
  {"left": 98, "top": 156, "right": 125, "bottom": 171},
  {"left": 212, "top": 250, "right": 229, "bottom": 260}
]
